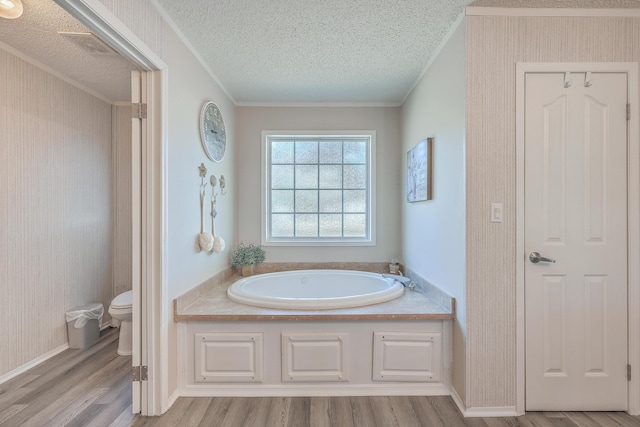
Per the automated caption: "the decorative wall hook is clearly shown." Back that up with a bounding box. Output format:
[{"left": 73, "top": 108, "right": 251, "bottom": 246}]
[
  {"left": 210, "top": 174, "right": 217, "bottom": 195},
  {"left": 198, "top": 163, "right": 207, "bottom": 178},
  {"left": 209, "top": 174, "right": 225, "bottom": 253},
  {"left": 584, "top": 71, "right": 593, "bottom": 87},
  {"left": 564, "top": 72, "right": 572, "bottom": 88},
  {"left": 219, "top": 174, "right": 227, "bottom": 195},
  {"left": 197, "top": 164, "right": 213, "bottom": 252}
]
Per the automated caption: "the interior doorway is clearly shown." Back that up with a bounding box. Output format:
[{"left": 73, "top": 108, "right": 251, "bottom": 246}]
[
  {"left": 54, "top": 0, "right": 167, "bottom": 416},
  {"left": 524, "top": 71, "right": 628, "bottom": 410},
  {"left": 516, "top": 62, "right": 640, "bottom": 415}
]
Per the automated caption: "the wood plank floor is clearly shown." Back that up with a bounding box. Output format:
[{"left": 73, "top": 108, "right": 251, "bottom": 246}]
[{"left": 1, "top": 329, "right": 639, "bottom": 426}]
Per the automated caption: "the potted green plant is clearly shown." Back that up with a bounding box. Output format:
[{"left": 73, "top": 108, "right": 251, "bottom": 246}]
[{"left": 231, "top": 242, "right": 266, "bottom": 276}]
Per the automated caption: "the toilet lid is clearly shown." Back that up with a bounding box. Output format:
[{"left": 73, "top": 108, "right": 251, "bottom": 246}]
[{"left": 111, "top": 290, "right": 133, "bottom": 308}]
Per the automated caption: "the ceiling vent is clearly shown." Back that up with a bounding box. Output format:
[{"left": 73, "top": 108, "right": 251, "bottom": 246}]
[{"left": 58, "top": 31, "right": 116, "bottom": 56}]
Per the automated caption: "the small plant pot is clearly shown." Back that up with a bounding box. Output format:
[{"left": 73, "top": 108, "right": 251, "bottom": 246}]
[{"left": 240, "top": 264, "right": 255, "bottom": 277}]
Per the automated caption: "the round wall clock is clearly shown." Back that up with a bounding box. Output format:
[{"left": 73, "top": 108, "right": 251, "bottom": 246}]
[{"left": 199, "top": 101, "right": 227, "bottom": 162}]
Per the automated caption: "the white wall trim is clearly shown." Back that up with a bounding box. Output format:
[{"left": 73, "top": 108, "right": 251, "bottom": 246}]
[
  {"left": 236, "top": 101, "right": 401, "bottom": 108},
  {"left": 149, "top": 0, "right": 237, "bottom": 105},
  {"left": 165, "top": 389, "right": 181, "bottom": 413},
  {"left": 466, "top": 7, "right": 640, "bottom": 17},
  {"left": 54, "top": 0, "right": 166, "bottom": 71},
  {"left": 450, "top": 387, "right": 517, "bottom": 417},
  {"left": 463, "top": 406, "right": 519, "bottom": 418},
  {"left": 179, "top": 383, "right": 451, "bottom": 397},
  {"left": 626, "top": 63, "right": 640, "bottom": 416},
  {"left": 450, "top": 387, "right": 466, "bottom": 415},
  {"left": 515, "top": 63, "right": 527, "bottom": 417},
  {"left": 154, "top": 69, "right": 170, "bottom": 418},
  {"left": 516, "top": 61, "right": 640, "bottom": 415},
  {"left": 101, "top": 321, "right": 112, "bottom": 331},
  {"left": 400, "top": 11, "right": 466, "bottom": 106},
  {"left": 451, "top": 388, "right": 522, "bottom": 418},
  {"left": 111, "top": 106, "right": 118, "bottom": 304},
  {"left": 0, "top": 344, "right": 69, "bottom": 385}
]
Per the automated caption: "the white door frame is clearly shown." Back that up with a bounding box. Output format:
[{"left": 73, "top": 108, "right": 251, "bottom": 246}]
[
  {"left": 516, "top": 62, "right": 640, "bottom": 415},
  {"left": 54, "top": 0, "right": 168, "bottom": 416}
]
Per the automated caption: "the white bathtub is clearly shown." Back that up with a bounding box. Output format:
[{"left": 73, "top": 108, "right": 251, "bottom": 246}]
[{"left": 227, "top": 269, "right": 405, "bottom": 309}]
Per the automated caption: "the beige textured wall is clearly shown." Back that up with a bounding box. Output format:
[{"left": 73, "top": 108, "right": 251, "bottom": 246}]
[
  {"left": 97, "top": 0, "right": 164, "bottom": 58},
  {"left": 466, "top": 14, "right": 640, "bottom": 408},
  {"left": 235, "top": 106, "right": 402, "bottom": 263},
  {"left": 0, "top": 46, "right": 114, "bottom": 378},
  {"left": 112, "top": 105, "right": 132, "bottom": 297}
]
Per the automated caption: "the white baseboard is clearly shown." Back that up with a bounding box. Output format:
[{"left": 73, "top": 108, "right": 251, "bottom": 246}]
[
  {"left": 163, "top": 389, "right": 181, "bottom": 414},
  {"left": 450, "top": 388, "right": 466, "bottom": 414},
  {"left": 450, "top": 388, "right": 517, "bottom": 417},
  {"left": 464, "top": 406, "right": 518, "bottom": 418},
  {"left": 179, "top": 383, "right": 451, "bottom": 398},
  {"left": 101, "top": 321, "right": 112, "bottom": 331},
  {"left": 0, "top": 344, "right": 69, "bottom": 385}
]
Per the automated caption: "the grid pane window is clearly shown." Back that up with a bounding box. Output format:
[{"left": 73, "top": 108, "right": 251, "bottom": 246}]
[
  {"left": 266, "top": 134, "right": 372, "bottom": 243},
  {"left": 344, "top": 141, "right": 367, "bottom": 163},
  {"left": 295, "top": 214, "right": 318, "bottom": 237},
  {"left": 272, "top": 214, "right": 294, "bottom": 237},
  {"left": 271, "top": 140, "right": 294, "bottom": 163},
  {"left": 295, "top": 141, "right": 318, "bottom": 163},
  {"left": 295, "top": 190, "right": 318, "bottom": 212},
  {"left": 344, "top": 190, "right": 366, "bottom": 213},
  {"left": 272, "top": 190, "right": 293, "bottom": 212},
  {"left": 319, "top": 141, "right": 343, "bottom": 163},
  {"left": 319, "top": 214, "right": 342, "bottom": 237},
  {"left": 343, "top": 165, "right": 366, "bottom": 188},
  {"left": 271, "top": 165, "right": 293, "bottom": 188},
  {"left": 344, "top": 214, "right": 366, "bottom": 237},
  {"left": 295, "top": 165, "right": 318, "bottom": 188},
  {"left": 319, "top": 165, "right": 342, "bottom": 188},
  {"left": 319, "top": 190, "right": 342, "bottom": 212}
]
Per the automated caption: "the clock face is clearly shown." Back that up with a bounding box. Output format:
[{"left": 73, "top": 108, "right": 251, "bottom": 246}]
[{"left": 200, "top": 102, "right": 226, "bottom": 162}]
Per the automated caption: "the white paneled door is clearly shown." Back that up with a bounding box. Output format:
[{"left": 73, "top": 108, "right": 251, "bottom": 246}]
[{"left": 525, "top": 72, "right": 628, "bottom": 410}]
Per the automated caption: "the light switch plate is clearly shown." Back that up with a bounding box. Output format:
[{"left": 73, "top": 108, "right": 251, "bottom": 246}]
[{"left": 491, "top": 203, "right": 503, "bottom": 223}]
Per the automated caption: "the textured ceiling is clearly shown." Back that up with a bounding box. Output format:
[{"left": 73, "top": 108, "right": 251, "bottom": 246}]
[
  {"left": 0, "top": 0, "right": 135, "bottom": 103},
  {"left": 2, "top": 1, "right": 634, "bottom": 105},
  {"left": 155, "top": 0, "right": 472, "bottom": 104}
]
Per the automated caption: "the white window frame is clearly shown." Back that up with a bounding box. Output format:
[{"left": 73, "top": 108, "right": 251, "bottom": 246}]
[{"left": 261, "top": 130, "right": 376, "bottom": 246}]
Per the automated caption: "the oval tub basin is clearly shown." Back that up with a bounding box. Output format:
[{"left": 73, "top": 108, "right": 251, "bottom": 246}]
[{"left": 227, "top": 269, "right": 404, "bottom": 310}]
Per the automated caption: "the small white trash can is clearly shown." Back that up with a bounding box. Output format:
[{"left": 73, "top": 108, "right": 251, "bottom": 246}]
[{"left": 65, "top": 303, "right": 103, "bottom": 349}]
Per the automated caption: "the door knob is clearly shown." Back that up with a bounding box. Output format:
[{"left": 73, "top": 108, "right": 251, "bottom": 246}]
[{"left": 529, "top": 252, "right": 556, "bottom": 264}]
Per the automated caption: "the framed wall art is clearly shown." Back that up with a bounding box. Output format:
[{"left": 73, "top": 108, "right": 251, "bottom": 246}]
[{"left": 407, "top": 137, "right": 433, "bottom": 202}]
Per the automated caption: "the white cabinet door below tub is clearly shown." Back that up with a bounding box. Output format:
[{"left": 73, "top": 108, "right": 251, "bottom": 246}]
[
  {"left": 373, "top": 332, "right": 442, "bottom": 382},
  {"left": 282, "top": 332, "right": 350, "bottom": 382},
  {"left": 194, "top": 332, "right": 263, "bottom": 383}
]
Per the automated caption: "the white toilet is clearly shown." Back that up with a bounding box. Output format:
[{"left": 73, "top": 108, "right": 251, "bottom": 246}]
[{"left": 108, "top": 290, "right": 132, "bottom": 356}]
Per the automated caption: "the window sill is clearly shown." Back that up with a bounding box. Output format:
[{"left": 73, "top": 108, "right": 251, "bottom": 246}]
[{"left": 262, "top": 239, "right": 375, "bottom": 247}]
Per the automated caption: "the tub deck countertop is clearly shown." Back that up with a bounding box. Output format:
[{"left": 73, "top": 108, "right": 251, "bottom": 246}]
[{"left": 174, "top": 273, "right": 455, "bottom": 322}]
